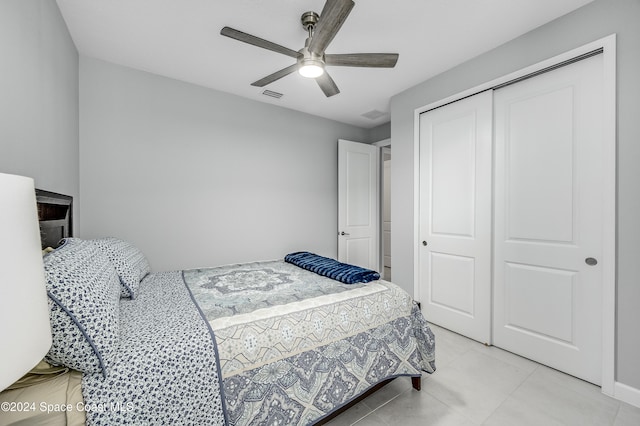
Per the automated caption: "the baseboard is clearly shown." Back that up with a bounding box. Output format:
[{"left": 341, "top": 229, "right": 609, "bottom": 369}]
[{"left": 614, "top": 381, "right": 640, "bottom": 408}]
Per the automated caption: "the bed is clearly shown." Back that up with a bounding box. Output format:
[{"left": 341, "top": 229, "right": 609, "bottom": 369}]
[{"left": 0, "top": 192, "right": 435, "bottom": 425}]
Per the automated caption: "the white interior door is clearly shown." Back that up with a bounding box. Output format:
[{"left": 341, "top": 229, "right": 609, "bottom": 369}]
[
  {"left": 338, "top": 139, "right": 379, "bottom": 271},
  {"left": 418, "top": 91, "right": 493, "bottom": 344},
  {"left": 493, "top": 54, "right": 604, "bottom": 385}
]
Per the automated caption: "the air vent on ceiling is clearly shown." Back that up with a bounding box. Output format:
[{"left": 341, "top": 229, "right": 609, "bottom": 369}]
[
  {"left": 361, "top": 109, "right": 388, "bottom": 120},
  {"left": 262, "top": 89, "right": 283, "bottom": 99}
]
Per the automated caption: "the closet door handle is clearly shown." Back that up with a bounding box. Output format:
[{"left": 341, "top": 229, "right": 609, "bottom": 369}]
[
  {"left": 340, "top": 231, "right": 350, "bottom": 236},
  {"left": 585, "top": 257, "right": 598, "bottom": 266}
]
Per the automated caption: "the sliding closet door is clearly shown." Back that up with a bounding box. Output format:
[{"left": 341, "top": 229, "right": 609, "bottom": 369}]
[
  {"left": 418, "top": 91, "right": 492, "bottom": 344},
  {"left": 493, "top": 54, "right": 604, "bottom": 385}
]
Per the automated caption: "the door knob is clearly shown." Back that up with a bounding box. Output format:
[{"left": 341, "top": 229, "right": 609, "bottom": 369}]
[
  {"left": 422, "top": 241, "right": 428, "bottom": 246},
  {"left": 585, "top": 257, "right": 598, "bottom": 266},
  {"left": 340, "top": 231, "right": 350, "bottom": 236}
]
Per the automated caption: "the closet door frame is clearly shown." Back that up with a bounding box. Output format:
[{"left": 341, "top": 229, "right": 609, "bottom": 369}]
[{"left": 412, "top": 34, "right": 616, "bottom": 396}]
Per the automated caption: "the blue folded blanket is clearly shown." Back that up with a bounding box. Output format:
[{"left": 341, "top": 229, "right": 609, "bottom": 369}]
[{"left": 284, "top": 251, "right": 380, "bottom": 284}]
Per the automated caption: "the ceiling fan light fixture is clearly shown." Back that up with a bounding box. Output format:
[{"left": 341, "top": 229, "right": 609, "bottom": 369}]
[
  {"left": 298, "top": 59, "right": 325, "bottom": 78},
  {"left": 221, "top": 0, "right": 398, "bottom": 97}
]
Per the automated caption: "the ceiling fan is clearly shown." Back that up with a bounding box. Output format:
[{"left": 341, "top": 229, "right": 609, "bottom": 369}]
[{"left": 220, "top": 0, "right": 399, "bottom": 97}]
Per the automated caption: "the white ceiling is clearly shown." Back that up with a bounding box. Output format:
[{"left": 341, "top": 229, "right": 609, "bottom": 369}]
[{"left": 56, "top": 0, "right": 593, "bottom": 129}]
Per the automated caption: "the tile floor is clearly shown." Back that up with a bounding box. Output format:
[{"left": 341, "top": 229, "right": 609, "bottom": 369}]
[{"left": 325, "top": 324, "right": 640, "bottom": 426}]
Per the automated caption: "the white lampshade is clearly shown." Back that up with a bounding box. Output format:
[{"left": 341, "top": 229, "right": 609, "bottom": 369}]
[{"left": 0, "top": 173, "right": 52, "bottom": 391}]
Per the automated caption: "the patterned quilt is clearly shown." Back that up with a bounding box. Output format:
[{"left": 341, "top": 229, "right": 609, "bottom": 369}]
[
  {"left": 184, "top": 260, "right": 436, "bottom": 425},
  {"left": 82, "top": 271, "right": 227, "bottom": 425}
]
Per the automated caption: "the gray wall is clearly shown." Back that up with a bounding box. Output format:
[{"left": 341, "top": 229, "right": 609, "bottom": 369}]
[
  {"left": 367, "top": 122, "right": 391, "bottom": 143},
  {"left": 0, "top": 0, "right": 79, "bottom": 221},
  {"left": 390, "top": 0, "right": 640, "bottom": 389},
  {"left": 79, "top": 57, "right": 369, "bottom": 272}
]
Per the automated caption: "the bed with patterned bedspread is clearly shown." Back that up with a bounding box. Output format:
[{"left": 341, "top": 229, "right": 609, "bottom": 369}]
[
  {"left": 185, "top": 260, "right": 436, "bottom": 425},
  {"left": 37, "top": 238, "right": 435, "bottom": 426}
]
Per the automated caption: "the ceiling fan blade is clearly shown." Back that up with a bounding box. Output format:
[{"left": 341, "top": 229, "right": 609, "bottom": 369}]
[
  {"left": 221, "top": 27, "right": 300, "bottom": 59},
  {"left": 316, "top": 71, "right": 340, "bottom": 97},
  {"left": 308, "top": 0, "right": 355, "bottom": 55},
  {"left": 325, "top": 53, "right": 399, "bottom": 68},
  {"left": 251, "top": 64, "right": 298, "bottom": 87}
]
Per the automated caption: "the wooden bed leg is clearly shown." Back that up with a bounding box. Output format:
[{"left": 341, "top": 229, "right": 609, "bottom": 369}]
[{"left": 411, "top": 376, "right": 421, "bottom": 391}]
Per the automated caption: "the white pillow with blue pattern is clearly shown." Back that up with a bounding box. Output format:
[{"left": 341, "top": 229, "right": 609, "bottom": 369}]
[
  {"left": 90, "top": 237, "right": 151, "bottom": 299},
  {"left": 43, "top": 238, "right": 121, "bottom": 378}
]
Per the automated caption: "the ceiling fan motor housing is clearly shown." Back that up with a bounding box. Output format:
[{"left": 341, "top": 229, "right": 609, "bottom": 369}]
[
  {"left": 301, "top": 11, "right": 320, "bottom": 32},
  {"left": 220, "top": 0, "right": 396, "bottom": 97}
]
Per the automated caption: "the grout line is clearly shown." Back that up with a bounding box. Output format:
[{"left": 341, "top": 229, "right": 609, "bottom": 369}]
[
  {"left": 356, "top": 384, "right": 413, "bottom": 425},
  {"left": 478, "top": 365, "right": 542, "bottom": 425},
  {"left": 610, "top": 402, "right": 623, "bottom": 426}
]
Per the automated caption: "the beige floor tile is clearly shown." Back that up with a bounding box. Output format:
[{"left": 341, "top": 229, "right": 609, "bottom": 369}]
[
  {"left": 444, "top": 349, "right": 533, "bottom": 395},
  {"left": 373, "top": 387, "right": 478, "bottom": 426},
  {"left": 507, "top": 366, "right": 619, "bottom": 426},
  {"left": 472, "top": 344, "right": 538, "bottom": 374},
  {"left": 613, "top": 402, "right": 640, "bottom": 426},
  {"left": 483, "top": 395, "right": 566, "bottom": 426},
  {"left": 352, "top": 411, "right": 389, "bottom": 426},
  {"left": 360, "top": 377, "right": 412, "bottom": 411},
  {"left": 323, "top": 401, "right": 373, "bottom": 426},
  {"left": 429, "top": 324, "right": 478, "bottom": 368},
  {"left": 422, "top": 366, "right": 510, "bottom": 424}
]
